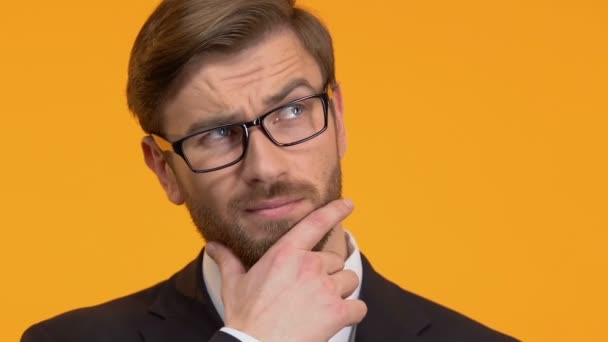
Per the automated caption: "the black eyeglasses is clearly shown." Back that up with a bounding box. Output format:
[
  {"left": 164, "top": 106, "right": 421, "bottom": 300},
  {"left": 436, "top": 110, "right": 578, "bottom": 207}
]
[{"left": 151, "top": 91, "right": 331, "bottom": 173}]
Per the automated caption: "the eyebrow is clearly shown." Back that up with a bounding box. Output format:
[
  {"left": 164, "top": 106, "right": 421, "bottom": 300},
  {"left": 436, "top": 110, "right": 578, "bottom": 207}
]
[
  {"left": 181, "top": 78, "right": 317, "bottom": 138},
  {"left": 263, "top": 78, "right": 316, "bottom": 106}
]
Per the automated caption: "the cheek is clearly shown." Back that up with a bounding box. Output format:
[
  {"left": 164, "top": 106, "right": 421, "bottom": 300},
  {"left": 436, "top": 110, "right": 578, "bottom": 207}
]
[
  {"left": 176, "top": 168, "right": 229, "bottom": 208},
  {"left": 290, "top": 137, "right": 339, "bottom": 186}
]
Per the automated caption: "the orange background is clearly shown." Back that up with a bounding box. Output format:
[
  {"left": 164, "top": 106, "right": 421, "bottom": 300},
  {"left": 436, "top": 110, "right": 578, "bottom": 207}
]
[{"left": 2, "top": 1, "right": 607, "bottom": 341}]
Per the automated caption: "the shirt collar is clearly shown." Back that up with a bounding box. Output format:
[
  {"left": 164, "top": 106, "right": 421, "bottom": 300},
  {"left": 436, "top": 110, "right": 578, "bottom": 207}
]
[{"left": 202, "top": 230, "right": 363, "bottom": 342}]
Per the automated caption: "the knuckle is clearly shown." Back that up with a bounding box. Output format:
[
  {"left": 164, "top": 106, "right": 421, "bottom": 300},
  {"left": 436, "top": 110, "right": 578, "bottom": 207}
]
[
  {"left": 328, "top": 300, "right": 348, "bottom": 321},
  {"left": 321, "top": 276, "right": 337, "bottom": 293},
  {"left": 299, "top": 253, "right": 323, "bottom": 275}
]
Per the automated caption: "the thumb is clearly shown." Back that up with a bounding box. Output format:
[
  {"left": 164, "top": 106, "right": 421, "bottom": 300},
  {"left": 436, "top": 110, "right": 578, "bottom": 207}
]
[{"left": 206, "top": 241, "right": 246, "bottom": 282}]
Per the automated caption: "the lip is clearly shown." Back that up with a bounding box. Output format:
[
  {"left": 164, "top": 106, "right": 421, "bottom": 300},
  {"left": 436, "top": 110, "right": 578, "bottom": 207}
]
[{"left": 244, "top": 197, "right": 303, "bottom": 220}]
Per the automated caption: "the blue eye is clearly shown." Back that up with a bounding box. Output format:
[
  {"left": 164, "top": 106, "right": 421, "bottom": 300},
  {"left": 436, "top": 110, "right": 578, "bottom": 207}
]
[
  {"left": 273, "top": 103, "right": 306, "bottom": 124},
  {"left": 286, "top": 104, "right": 304, "bottom": 117},
  {"left": 210, "top": 127, "right": 231, "bottom": 138},
  {"left": 194, "top": 126, "right": 240, "bottom": 146}
]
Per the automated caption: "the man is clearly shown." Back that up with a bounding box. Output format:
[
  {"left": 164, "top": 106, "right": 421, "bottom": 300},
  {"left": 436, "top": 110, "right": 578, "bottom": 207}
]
[{"left": 23, "top": 0, "right": 517, "bottom": 341}]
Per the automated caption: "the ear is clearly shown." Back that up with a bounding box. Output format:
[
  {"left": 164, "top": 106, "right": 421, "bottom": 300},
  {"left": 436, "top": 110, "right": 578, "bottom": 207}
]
[
  {"left": 331, "top": 83, "right": 347, "bottom": 158},
  {"left": 141, "top": 136, "right": 186, "bottom": 205}
]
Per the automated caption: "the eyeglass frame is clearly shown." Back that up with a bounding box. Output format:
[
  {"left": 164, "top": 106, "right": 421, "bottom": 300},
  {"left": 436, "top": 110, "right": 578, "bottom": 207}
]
[{"left": 150, "top": 88, "right": 333, "bottom": 173}]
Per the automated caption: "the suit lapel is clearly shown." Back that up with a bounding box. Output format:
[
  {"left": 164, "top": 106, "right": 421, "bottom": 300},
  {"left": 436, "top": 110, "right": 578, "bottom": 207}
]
[
  {"left": 355, "top": 254, "right": 432, "bottom": 342},
  {"left": 139, "top": 249, "right": 223, "bottom": 342}
]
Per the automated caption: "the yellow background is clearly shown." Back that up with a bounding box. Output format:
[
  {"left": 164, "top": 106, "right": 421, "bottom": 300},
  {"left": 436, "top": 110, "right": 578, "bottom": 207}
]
[{"left": 1, "top": 0, "right": 607, "bottom": 341}]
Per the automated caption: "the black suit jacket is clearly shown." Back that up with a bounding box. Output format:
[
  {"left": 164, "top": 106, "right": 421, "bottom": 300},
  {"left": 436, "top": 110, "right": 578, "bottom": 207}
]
[{"left": 22, "top": 250, "right": 518, "bottom": 341}]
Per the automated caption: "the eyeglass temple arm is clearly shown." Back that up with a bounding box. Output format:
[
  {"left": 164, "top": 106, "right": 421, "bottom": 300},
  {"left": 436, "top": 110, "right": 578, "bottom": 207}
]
[{"left": 150, "top": 134, "right": 174, "bottom": 152}]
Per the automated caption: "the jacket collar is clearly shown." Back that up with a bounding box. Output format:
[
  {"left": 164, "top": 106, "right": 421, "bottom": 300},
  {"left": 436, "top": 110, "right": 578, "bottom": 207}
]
[
  {"left": 355, "top": 254, "right": 431, "bottom": 341},
  {"left": 141, "top": 249, "right": 223, "bottom": 342}
]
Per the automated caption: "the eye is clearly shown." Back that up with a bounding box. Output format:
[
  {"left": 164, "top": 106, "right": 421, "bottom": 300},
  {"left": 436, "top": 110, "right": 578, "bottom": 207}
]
[
  {"left": 274, "top": 103, "right": 306, "bottom": 124},
  {"left": 285, "top": 104, "right": 304, "bottom": 117},
  {"left": 209, "top": 127, "right": 232, "bottom": 139},
  {"left": 195, "top": 126, "right": 239, "bottom": 146}
]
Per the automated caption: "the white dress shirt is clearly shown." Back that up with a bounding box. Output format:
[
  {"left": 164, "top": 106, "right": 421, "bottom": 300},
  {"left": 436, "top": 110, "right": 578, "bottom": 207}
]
[{"left": 202, "top": 230, "right": 363, "bottom": 342}]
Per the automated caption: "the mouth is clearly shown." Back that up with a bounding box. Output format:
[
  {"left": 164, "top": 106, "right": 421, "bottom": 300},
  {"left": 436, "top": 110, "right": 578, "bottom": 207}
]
[{"left": 244, "top": 197, "right": 303, "bottom": 220}]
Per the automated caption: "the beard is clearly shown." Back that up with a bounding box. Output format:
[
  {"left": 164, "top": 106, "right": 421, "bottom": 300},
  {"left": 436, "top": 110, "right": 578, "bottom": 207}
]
[{"left": 185, "top": 163, "right": 342, "bottom": 270}]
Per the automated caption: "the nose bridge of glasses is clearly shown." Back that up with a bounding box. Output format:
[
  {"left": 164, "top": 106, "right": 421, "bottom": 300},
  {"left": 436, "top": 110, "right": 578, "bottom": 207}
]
[
  {"left": 242, "top": 116, "right": 280, "bottom": 146},
  {"left": 243, "top": 117, "right": 263, "bottom": 129}
]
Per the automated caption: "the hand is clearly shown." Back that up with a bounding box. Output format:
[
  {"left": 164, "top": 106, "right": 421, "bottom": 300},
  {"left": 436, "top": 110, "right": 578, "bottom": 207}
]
[{"left": 206, "top": 199, "right": 367, "bottom": 342}]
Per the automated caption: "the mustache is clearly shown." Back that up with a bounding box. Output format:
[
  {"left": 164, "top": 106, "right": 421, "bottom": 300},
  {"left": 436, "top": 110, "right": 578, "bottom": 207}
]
[{"left": 228, "top": 180, "right": 320, "bottom": 210}]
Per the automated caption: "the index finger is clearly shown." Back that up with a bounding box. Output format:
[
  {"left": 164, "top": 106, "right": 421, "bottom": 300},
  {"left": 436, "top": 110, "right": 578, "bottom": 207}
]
[{"left": 274, "top": 198, "right": 354, "bottom": 251}]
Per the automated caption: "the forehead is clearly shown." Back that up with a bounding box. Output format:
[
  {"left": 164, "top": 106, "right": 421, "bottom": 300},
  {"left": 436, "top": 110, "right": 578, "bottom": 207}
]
[{"left": 161, "top": 29, "right": 324, "bottom": 139}]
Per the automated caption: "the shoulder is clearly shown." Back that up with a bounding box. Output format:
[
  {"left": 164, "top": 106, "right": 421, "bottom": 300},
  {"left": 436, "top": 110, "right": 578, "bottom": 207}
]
[
  {"left": 359, "top": 254, "right": 519, "bottom": 341},
  {"left": 21, "top": 280, "right": 167, "bottom": 342},
  {"left": 401, "top": 283, "right": 518, "bottom": 341}
]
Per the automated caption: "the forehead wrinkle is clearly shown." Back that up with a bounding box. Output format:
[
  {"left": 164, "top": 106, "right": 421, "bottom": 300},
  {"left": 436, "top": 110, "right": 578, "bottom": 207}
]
[
  {"left": 220, "top": 65, "right": 264, "bottom": 82},
  {"left": 189, "top": 75, "right": 230, "bottom": 114},
  {"left": 217, "top": 52, "right": 300, "bottom": 93},
  {"left": 218, "top": 56, "right": 303, "bottom": 106},
  {"left": 175, "top": 57, "right": 251, "bottom": 116},
  {"left": 265, "top": 54, "right": 300, "bottom": 81},
  {"left": 164, "top": 75, "right": 234, "bottom": 139}
]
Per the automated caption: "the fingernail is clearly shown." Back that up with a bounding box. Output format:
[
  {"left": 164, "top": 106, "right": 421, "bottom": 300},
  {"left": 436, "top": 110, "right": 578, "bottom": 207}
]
[{"left": 343, "top": 198, "right": 354, "bottom": 209}]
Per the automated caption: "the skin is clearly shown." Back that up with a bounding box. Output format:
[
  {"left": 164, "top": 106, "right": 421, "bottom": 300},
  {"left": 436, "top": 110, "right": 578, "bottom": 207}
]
[{"left": 142, "top": 28, "right": 366, "bottom": 341}]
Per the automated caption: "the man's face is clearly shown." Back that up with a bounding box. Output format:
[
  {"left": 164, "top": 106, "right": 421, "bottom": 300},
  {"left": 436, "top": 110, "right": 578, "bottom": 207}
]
[{"left": 146, "top": 29, "right": 347, "bottom": 269}]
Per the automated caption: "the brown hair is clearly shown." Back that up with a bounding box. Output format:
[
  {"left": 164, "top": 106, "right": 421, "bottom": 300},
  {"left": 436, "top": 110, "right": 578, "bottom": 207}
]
[{"left": 126, "top": 0, "right": 336, "bottom": 135}]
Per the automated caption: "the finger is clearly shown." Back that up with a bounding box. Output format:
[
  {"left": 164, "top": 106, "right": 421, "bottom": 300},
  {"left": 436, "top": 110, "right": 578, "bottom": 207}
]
[
  {"left": 330, "top": 270, "right": 359, "bottom": 298},
  {"left": 276, "top": 199, "right": 354, "bottom": 251},
  {"left": 314, "top": 251, "right": 346, "bottom": 275},
  {"left": 341, "top": 299, "right": 368, "bottom": 326},
  {"left": 205, "top": 242, "right": 246, "bottom": 283}
]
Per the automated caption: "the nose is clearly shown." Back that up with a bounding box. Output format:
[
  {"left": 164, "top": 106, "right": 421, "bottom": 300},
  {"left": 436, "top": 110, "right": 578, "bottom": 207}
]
[{"left": 239, "top": 126, "right": 289, "bottom": 185}]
